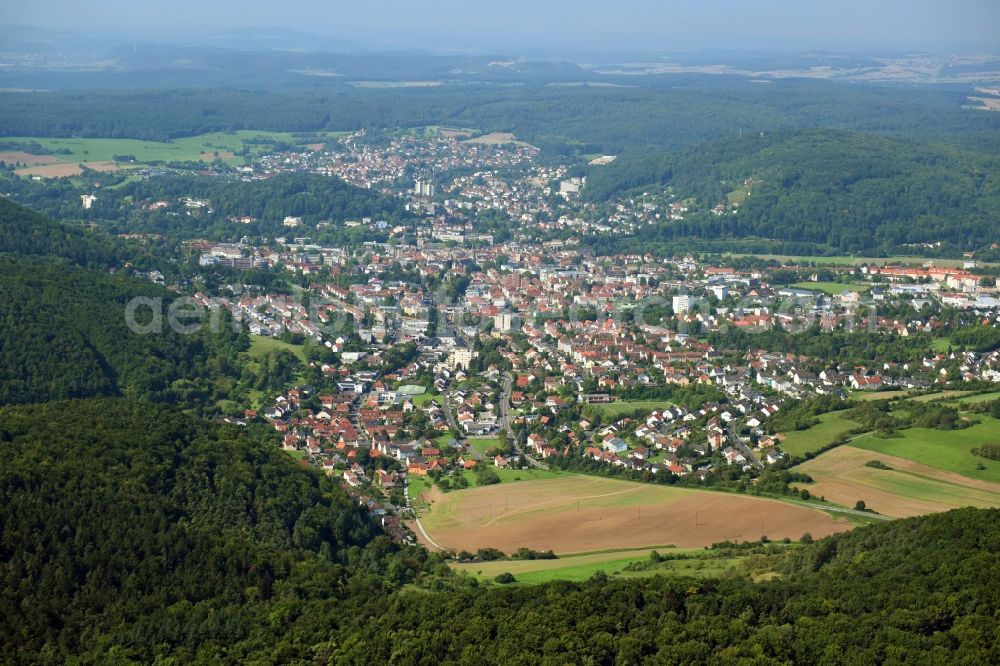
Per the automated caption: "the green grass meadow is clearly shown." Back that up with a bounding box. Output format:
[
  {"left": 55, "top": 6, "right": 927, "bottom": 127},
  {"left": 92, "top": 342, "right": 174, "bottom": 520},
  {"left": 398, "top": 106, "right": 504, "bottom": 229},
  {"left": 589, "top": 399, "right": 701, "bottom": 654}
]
[
  {"left": 589, "top": 400, "right": 677, "bottom": 420},
  {"left": 850, "top": 415, "right": 1000, "bottom": 484},
  {"left": 790, "top": 281, "right": 870, "bottom": 295},
  {"left": 7, "top": 130, "right": 344, "bottom": 167},
  {"left": 779, "top": 411, "right": 860, "bottom": 457},
  {"left": 469, "top": 437, "right": 504, "bottom": 457},
  {"left": 454, "top": 547, "right": 768, "bottom": 584},
  {"left": 246, "top": 334, "right": 308, "bottom": 363}
]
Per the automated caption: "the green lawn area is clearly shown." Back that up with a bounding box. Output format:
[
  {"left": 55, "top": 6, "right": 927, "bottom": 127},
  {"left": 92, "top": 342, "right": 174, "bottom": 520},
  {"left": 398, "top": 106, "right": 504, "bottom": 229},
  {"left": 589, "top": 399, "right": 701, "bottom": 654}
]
[
  {"left": 215, "top": 399, "right": 241, "bottom": 413},
  {"left": 453, "top": 548, "right": 666, "bottom": 583},
  {"left": 469, "top": 437, "right": 503, "bottom": 456},
  {"left": 246, "top": 334, "right": 308, "bottom": 363},
  {"left": 779, "top": 411, "right": 860, "bottom": 457},
  {"left": 589, "top": 400, "right": 677, "bottom": 420},
  {"left": 245, "top": 389, "right": 268, "bottom": 410},
  {"left": 435, "top": 434, "right": 459, "bottom": 448},
  {"left": 493, "top": 467, "right": 565, "bottom": 483},
  {"left": 6, "top": 131, "right": 344, "bottom": 166},
  {"left": 407, "top": 475, "right": 433, "bottom": 511},
  {"left": 852, "top": 467, "right": 1000, "bottom": 508},
  {"left": 503, "top": 556, "right": 649, "bottom": 584},
  {"left": 618, "top": 556, "right": 751, "bottom": 580},
  {"left": 908, "top": 390, "right": 975, "bottom": 403},
  {"left": 791, "top": 281, "right": 870, "bottom": 295},
  {"left": 284, "top": 450, "right": 306, "bottom": 461},
  {"left": 931, "top": 338, "right": 952, "bottom": 353},
  {"left": 412, "top": 393, "right": 443, "bottom": 407},
  {"left": 851, "top": 415, "right": 1000, "bottom": 484},
  {"left": 453, "top": 548, "right": 758, "bottom": 584},
  {"left": 726, "top": 186, "right": 750, "bottom": 205},
  {"left": 954, "top": 391, "right": 1000, "bottom": 405},
  {"left": 104, "top": 174, "right": 143, "bottom": 189},
  {"left": 852, "top": 389, "right": 908, "bottom": 401},
  {"left": 818, "top": 508, "right": 886, "bottom": 527},
  {"left": 854, "top": 390, "right": 976, "bottom": 403},
  {"left": 416, "top": 467, "right": 568, "bottom": 508}
]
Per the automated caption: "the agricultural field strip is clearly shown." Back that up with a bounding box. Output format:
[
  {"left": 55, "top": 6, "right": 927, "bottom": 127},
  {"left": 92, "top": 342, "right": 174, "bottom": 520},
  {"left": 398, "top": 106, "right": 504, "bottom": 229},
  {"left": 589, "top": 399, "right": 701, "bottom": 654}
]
[
  {"left": 421, "top": 479, "right": 651, "bottom": 531},
  {"left": 793, "top": 445, "right": 1000, "bottom": 517},
  {"left": 419, "top": 475, "right": 851, "bottom": 552}
]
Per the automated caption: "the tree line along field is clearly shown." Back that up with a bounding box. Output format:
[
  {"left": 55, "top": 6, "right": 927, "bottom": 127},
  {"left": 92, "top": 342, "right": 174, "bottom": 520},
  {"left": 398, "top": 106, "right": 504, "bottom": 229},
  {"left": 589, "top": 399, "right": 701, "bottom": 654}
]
[
  {"left": 416, "top": 474, "right": 851, "bottom": 554},
  {"left": 721, "top": 252, "right": 1000, "bottom": 269},
  {"left": 1, "top": 130, "right": 344, "bottom": 176}
]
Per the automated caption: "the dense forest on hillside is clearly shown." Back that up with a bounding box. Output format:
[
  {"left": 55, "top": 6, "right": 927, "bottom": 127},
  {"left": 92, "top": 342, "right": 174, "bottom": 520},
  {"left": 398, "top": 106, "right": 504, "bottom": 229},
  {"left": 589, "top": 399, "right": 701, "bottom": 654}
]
[
  {"left": 706, "top": 323, "right": 942, "bottom": 366},
  {"left": 0, "top": 197, "right": 123, "bottom": 268},
  {"left": 0, "top": 200, "right": 252, "bottom": 407},
  {"left": 583, "top": 129, "right": 1000, "bottom": 254},
  {"left": 0, "top": 171, "right": 413, "bottom": 241},
  {"left": 0, "top": 399, "right": 430, "bottom": 663},
  {"left": 117, "top": 172, "right": 414, "bottom": 230},
  {"left": 0, "top": 401, "right": 996, "bottom": 663},
  {"left": 2, "top": 80, "right": 999, "bottom": 154},
  {"left": 0, "top": 256, "right": 246, "bottom": 406}
]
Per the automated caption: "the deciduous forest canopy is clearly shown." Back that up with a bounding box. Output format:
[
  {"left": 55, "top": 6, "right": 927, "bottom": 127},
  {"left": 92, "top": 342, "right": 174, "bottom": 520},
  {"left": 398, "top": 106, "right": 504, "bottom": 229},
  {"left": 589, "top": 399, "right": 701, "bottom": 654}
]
[{"left": 0, "top": 398, "right": 997, "bottom": 663}]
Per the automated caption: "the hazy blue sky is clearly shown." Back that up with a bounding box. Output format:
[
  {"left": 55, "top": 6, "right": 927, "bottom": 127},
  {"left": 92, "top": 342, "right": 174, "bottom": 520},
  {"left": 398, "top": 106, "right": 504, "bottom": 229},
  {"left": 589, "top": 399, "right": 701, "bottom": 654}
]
[{"left": 3, "top": 0, "right": 998, "bottom": 52}]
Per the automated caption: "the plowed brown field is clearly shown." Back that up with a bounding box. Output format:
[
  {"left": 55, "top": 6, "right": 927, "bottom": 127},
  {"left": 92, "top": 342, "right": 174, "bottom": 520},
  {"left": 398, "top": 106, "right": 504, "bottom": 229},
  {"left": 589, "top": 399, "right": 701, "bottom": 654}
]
[{"left": 417, "top": 475, "right": 850, "bottom": 553}]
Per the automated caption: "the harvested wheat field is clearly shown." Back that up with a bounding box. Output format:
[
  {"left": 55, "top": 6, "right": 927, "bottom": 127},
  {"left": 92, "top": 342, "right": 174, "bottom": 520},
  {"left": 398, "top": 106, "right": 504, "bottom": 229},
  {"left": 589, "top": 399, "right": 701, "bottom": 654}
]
[
  {"left": 418, "top": 475, "right": 850, "bottom": 553},
  {"left": 15, "top": 161, "right": 122, "bottom": 177},
  {"left": 0, "top": 151, "right": 65, "bottom": 166},
  {"left": 793, "top": 445, "right": 1000, "bottom": 518},
  {"left": 80, "top": 161, "right": 122, "bottom": 172},
  {"left": 15, "top": 162, "right": 84, "bottom": 177}
]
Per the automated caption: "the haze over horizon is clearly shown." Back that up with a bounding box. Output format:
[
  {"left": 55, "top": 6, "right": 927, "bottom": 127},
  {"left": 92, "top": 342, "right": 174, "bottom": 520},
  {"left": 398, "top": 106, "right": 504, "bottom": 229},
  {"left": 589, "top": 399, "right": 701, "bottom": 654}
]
[{"left": 3, "top": 0, "right": 999, "bottom": 55}]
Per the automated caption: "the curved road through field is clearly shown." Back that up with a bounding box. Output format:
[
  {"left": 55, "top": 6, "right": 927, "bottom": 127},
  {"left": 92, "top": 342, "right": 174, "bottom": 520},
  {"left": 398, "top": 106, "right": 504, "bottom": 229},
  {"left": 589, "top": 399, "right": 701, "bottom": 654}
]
[
  {"left": 413, "top": 516, "right": 446, "bottom": 551},
  {"left": 405, "top": 481, "right": 447, "bottom": 551}
]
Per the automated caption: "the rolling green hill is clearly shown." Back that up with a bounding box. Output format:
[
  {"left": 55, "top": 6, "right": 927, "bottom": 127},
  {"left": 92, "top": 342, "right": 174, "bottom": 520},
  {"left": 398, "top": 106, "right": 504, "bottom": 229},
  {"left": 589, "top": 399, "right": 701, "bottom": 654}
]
[
  {"left": 585, "top": 129, "right": 1000, "bottom": 254},
  {"left": 0, "top": 197, "right": 120, "bottom": 268},
  {"left": 0, "top": 200, "right": 247, "bottom": 407},
  {"left": 0, "top": 399, "right": 417, "bottom": 662},
  {"left": 0, "top": 256, "right": 248, "bottom": 406}
]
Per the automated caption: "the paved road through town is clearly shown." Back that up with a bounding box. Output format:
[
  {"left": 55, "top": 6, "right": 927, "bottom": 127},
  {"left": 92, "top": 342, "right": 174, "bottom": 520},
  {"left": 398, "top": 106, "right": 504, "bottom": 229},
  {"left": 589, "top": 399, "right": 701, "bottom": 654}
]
[{"left": 500, "top": 371, "right": 549, "bottom": 470}]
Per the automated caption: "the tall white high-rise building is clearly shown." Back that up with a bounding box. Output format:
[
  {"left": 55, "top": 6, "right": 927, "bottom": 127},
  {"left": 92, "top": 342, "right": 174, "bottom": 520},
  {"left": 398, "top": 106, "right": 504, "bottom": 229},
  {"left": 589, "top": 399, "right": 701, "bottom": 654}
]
[{"left": 414, "top": 179, "right": 436, "bottom": 197}]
